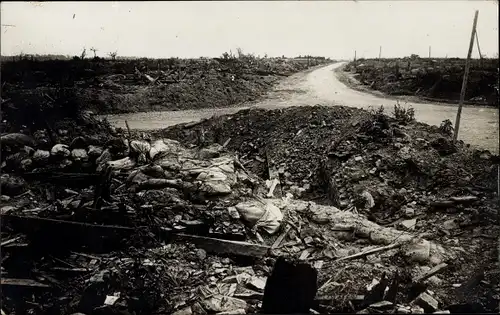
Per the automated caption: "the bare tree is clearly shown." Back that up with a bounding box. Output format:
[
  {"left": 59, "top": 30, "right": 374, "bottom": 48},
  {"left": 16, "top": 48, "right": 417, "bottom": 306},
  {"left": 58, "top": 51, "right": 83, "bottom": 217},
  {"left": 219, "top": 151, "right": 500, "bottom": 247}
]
[
  {"left": 90, "top": 47, "right": 98, "bottom": 58},
  {"left": 80, "top": 47, "right": 87, "bottom": 59},
  {"left": 108, "top": 51, "right": 118, "bottom": 61}
]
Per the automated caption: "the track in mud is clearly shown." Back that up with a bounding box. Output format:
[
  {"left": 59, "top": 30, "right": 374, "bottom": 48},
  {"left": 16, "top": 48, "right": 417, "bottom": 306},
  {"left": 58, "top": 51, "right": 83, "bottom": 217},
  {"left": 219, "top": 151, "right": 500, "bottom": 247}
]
[{"left": 106, "top": 62, "right": 499, "bottom": 153}]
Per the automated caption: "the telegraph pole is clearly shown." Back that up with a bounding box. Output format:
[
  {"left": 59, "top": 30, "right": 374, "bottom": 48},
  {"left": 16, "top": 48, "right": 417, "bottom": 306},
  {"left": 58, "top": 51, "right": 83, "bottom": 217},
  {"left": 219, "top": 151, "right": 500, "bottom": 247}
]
[
  {"left": 378, "top": 46, "right": 382, "bottom": 59},
  {"left": 429, "top": 46, "right": 431, "bottom": 58},
  {"left": 453, "top": 10, "right": 479, "bottom": 142}
]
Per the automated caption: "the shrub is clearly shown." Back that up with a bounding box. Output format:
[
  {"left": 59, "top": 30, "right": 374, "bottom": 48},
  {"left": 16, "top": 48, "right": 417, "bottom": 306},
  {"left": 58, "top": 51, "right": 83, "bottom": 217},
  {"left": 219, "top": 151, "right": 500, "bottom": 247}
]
[{"left": 393, "top": 102, "right": 415, "bottom": 124}]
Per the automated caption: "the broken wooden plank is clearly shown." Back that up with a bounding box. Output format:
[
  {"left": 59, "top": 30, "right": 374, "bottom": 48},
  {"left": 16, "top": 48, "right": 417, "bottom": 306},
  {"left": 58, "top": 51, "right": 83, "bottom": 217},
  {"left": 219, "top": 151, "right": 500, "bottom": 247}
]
[
  {"left": 0, "top": 236, "right": 21, "bottom": 247},
  {"left": 335, "top": 242, "right": 403, "bottom": 262},
  {"left": 172, "top": 233, "right": 270, "bottom": 258},
  {"left": 414, "top": 263, "right": 448, "bottom": 284},
  {"left": 1, "top": 278, "right": 50, "bottom": 288},
  {"left": 272, "top": 225, "right": 291, "bottom": 249}
]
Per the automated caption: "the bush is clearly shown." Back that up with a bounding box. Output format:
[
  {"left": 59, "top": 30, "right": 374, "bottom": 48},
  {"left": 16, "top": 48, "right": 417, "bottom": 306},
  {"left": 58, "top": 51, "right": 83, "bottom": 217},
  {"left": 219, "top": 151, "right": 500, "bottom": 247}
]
[
  {"left": 393, "top": 102, "right": 415, "bottom": 124},
  {"left": 439, "top": 119, "right": 454, "bottom": 136}
]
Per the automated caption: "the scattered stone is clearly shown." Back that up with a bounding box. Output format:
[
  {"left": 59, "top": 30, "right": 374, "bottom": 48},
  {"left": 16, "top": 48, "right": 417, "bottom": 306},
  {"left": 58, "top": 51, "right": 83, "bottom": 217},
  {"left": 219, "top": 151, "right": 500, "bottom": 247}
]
[
  {"left": 414, "top": 292, "right": 439, "bottom": 313},
  {"left": 433, "top": 310, "right": 450, "bottom": 314},
  {"left": 404, "top": 239, "right": 431, "bottom": 263},
  {"left": 399, "top": 219, "right": 417, "bottom": 230},
  {"left": 0, "top": 195, "right": 11, "bottom": 202},
  {"left": 196, "top": 249, "right": 207, "bottom": 260},
  {"left": 354, "top": 156, "right": 363, "bottom": 162},
  {"left": 443, "top": 219, "right": 459, "bottom": 230},
  {"left": 402, "top": 206, "right": 415, "bottom": 218},
  {"left": 172, "top": 306, "right": 193, "bottom": 315},
  {"left": 247, "top": 276, "right": 267, "bottom": 292}
]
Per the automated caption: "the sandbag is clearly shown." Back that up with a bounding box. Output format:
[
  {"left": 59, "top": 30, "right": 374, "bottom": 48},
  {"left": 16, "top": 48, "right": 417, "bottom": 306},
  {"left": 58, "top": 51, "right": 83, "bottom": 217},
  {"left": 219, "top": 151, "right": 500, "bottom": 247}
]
[
  {"left": 130, "top": 140, "right": 151, "bottom": 156},
  {"left": 235, "top": 199, "right": 283, "bottom": 234},
  {"left": 0, "top": 133, "right": 36, "bottom": 147},
  {"left": 51, "top": 144, "right": 71, "bottom": 157},
  {"left": 71, "top": 149, "right": 89, "bottom": 161},
  {"left": 107, "top": 157, "right": 136, "bottom": 170}
]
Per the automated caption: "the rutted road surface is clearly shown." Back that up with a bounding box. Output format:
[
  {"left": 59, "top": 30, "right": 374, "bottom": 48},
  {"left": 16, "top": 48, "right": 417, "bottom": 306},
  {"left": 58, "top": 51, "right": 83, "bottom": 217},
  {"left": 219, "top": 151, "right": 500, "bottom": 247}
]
[{"left": 106, "top": 62, "right": 498, "bottom": 153}]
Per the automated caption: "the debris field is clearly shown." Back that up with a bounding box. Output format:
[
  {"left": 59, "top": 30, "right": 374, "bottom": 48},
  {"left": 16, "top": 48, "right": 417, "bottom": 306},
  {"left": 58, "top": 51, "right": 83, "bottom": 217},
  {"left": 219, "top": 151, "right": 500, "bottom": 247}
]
[{"left": 1, "top": 104, "right": 498, "bottom": 314}]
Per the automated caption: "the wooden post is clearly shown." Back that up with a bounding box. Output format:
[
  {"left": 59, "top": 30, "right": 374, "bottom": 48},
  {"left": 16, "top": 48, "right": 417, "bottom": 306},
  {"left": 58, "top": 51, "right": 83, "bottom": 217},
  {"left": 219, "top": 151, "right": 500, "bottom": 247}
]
[
  {"left": 475, "top": 31, "right": 482, "bottom": 59},
  {"left": 429, "top": 46, "right": 431, "bottom": 58},
  {"left": 379, "top": 46, "right": 382, "bottom": 59},
  {"left": 453, "top": 10, "right": 479, "bottom": 143}
]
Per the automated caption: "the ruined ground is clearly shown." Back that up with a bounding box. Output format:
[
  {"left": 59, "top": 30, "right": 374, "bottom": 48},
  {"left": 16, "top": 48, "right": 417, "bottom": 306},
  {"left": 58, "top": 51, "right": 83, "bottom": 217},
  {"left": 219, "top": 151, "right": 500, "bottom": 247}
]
[
  {"left": 343, "top": 57, "right": 499, "bottom": 107},
  {"left": 0, "top": 55, "right": 330, "bottom": 121},
  {"left": 1, "top": 104, "right": 498, "bottom": 314}
]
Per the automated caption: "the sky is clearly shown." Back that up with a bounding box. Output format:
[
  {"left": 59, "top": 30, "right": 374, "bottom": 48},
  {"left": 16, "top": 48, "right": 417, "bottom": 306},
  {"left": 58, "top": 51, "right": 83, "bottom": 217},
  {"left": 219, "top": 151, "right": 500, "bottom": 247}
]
[{"left": 1, "top": 1, "right": 498, "bottom": 59}]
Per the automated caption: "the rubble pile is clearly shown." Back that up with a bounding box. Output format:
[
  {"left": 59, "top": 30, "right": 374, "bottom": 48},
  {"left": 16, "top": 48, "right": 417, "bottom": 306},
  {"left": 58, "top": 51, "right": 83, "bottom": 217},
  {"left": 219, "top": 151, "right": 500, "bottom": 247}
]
[
  {"left": 343, "top": 57, "right": 499, "bottom": 106},
  {"left": 1, "top": 106, "right": 499, "bottom": 314},
  {"left": 1, "top": 56, "right": 331, "bottom": 115}
]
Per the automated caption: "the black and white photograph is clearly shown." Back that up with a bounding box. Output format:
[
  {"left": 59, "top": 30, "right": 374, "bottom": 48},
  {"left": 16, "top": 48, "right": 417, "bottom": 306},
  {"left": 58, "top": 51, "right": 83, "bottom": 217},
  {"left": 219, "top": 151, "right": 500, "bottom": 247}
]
[{"left": 0, "top": 1, "right": 499, "bottom": 314}]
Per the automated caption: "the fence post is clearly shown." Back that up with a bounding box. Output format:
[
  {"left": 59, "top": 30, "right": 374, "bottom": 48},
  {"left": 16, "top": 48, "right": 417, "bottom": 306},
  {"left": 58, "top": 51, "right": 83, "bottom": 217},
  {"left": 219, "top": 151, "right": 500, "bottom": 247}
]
[{"left": 453, "top": 10, "right": 479, "bottom": 143}]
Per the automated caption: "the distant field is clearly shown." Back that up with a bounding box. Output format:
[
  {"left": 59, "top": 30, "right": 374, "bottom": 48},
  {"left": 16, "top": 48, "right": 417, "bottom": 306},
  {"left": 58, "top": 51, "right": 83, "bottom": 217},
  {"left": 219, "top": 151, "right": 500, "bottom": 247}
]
[{"left": 343, "top": 57, "right": 499, "bottom": 106}]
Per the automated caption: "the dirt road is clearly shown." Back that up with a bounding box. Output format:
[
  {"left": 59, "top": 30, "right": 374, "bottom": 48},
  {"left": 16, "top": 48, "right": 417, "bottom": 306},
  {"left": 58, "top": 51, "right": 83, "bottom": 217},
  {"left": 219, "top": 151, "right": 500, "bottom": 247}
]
[{"left": 106, "top": 62, "right": 498, "bottom": 153}]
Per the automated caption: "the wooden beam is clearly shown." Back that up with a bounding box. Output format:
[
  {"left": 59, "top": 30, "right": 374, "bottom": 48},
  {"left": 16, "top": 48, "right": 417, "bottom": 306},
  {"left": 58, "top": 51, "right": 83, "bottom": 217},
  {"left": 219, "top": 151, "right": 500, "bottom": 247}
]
[
  {"left": 172, "top": 233, "right": 270, "bottom": 258},
  {"left": 453, "top": 10, "right": 479, "bottom": 142}
]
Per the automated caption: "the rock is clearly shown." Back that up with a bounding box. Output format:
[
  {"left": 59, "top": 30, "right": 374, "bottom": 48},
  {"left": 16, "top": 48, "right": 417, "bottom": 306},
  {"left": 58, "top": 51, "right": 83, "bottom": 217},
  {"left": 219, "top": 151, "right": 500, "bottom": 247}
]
[
  {"left": 196, "top": 249, "right": 207, "bottom": 260},
  {"left": 402, "top": 206, "right": 415, "bottom": 218},
  {"left": 413, "top": 292, "right": 439, "bottom": 313},
  {"left": 399, "top": 219, "right": 417, "bottom": 230},
  {"left": 443, "top": 219, "right": 458, "bottom": 230},
  {"left": 32, "top": 150, "right": 50, "bottom": 164},
  {"left": 58, "top": 129, "right": 68, "bottom": 136},
  {"left": 172, "top": 306, "right": 193, "bottom": 315},
  {"left": 1, "top": 195, "right": 11, "bottom": 202},
  {"left": 71, "top": 149, "right": 89, "bottom": 162},
  {"left": 359, "top": 190, "right": 374, "bottom": 209},
  {"left": 51, "top": 144, "right": 71, "bottom": 157},
  {"left": 247, "top": 276, "right": 267, "bottom": 292},
  {"left": 433, "top": 311, "right": 450, "bottom": 314},
  {"left": 70, "top": 136, "right": 87, "bottom": 149},
  {"left": 354, "top": 156, "right": 363, "bottom": 162},
  {"left": 404, "top": 239, "right": 431, "bottom": 263},
  {"left": 87, "top": 145, "right": 103, "bottom": 158},
  {"left": 228, "top": 207, "right": 240, "bottom": 219}
]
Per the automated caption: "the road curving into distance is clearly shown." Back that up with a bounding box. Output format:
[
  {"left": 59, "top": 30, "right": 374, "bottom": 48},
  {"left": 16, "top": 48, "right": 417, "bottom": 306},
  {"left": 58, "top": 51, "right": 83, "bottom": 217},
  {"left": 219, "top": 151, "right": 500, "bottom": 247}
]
[{"left": 106, "top": 62, "right": 498, "bottom": 153}]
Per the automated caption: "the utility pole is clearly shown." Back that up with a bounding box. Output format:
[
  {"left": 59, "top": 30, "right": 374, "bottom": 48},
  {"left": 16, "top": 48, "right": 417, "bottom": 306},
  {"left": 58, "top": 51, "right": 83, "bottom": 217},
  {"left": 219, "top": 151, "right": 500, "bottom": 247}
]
[
  {"left": 429, "top": 46, "right": 431, "bottom": 58},
  {"left": 378, "top": 46, "right": 382, "bottom": 60},
  {"left": 453, "top": 10, "right": 479, "bottom": 143}
]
